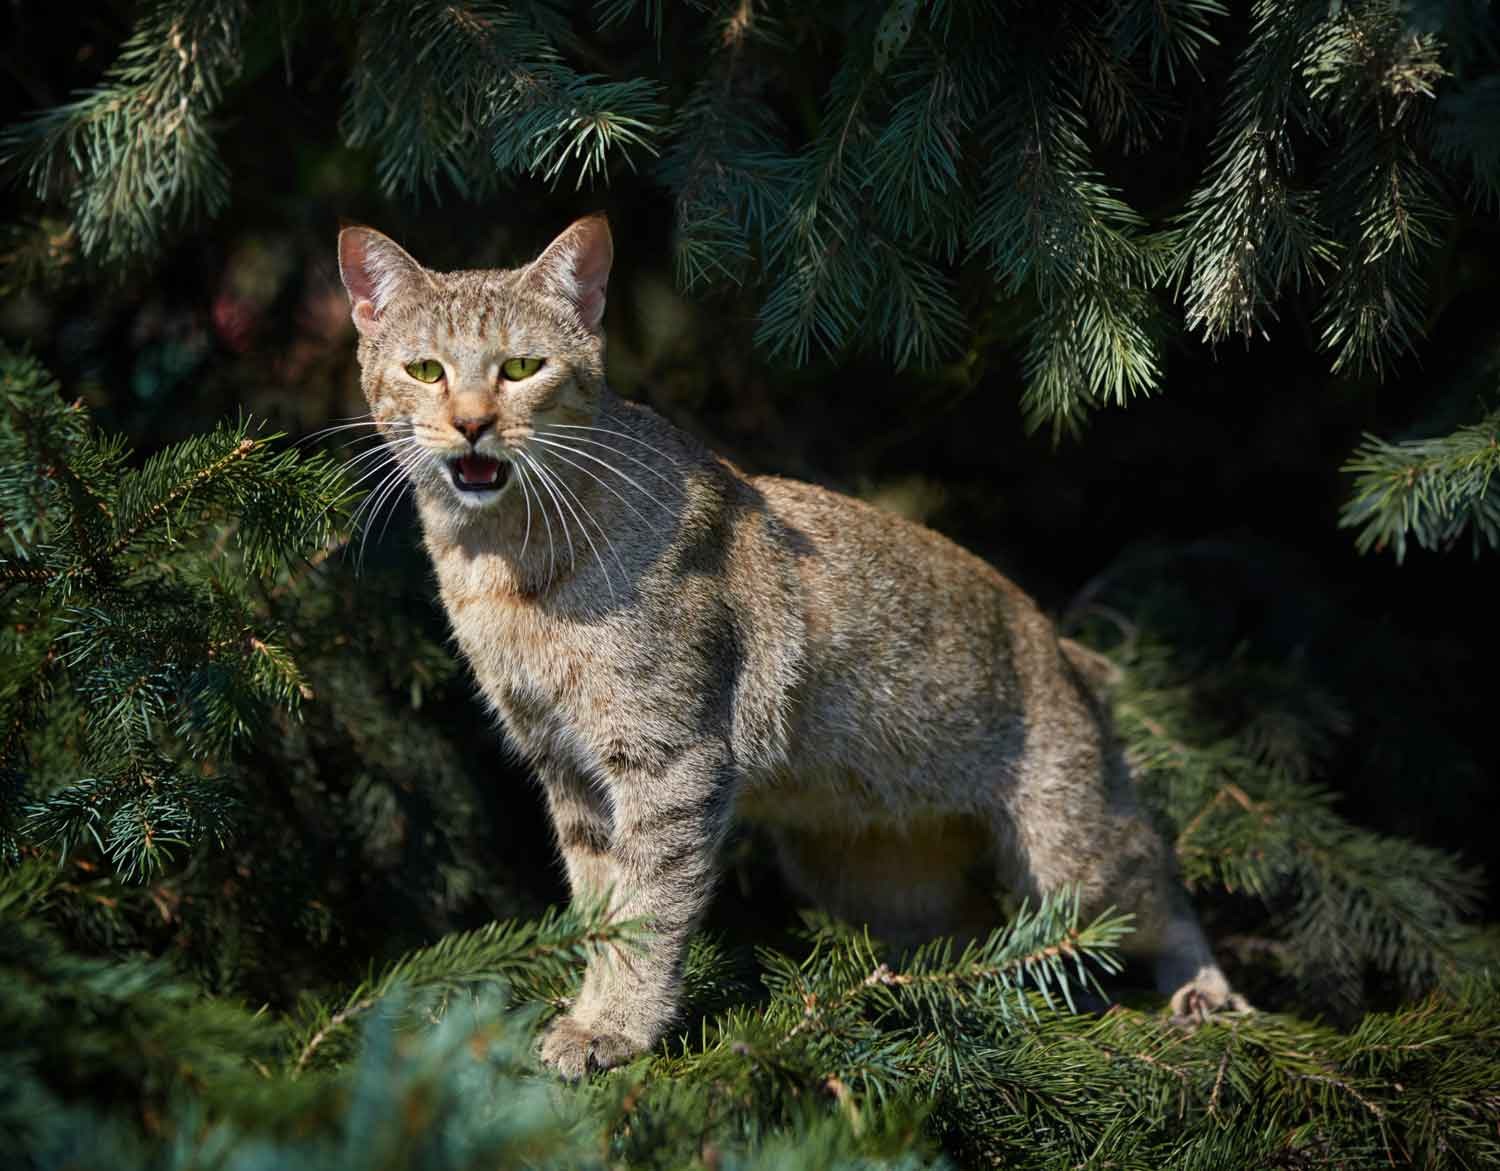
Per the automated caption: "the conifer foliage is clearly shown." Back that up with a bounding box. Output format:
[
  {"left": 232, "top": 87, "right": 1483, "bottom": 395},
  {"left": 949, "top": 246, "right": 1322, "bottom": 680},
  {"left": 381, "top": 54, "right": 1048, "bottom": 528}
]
[
  {"left": 2, "top": 3, "right": 1500, "bottom": 1169},
  {"left": 2, "top": 351, "right": 1496, "bottom": 1168},
  {"left": 6, "top": 0, "right": 1499, "bottom": 548},
  {"left": 1340, "top": 404, "right": 1500, "bottom": 560},
  {"left": 0, "top": 344, "right": 348, "bottom": 876}
]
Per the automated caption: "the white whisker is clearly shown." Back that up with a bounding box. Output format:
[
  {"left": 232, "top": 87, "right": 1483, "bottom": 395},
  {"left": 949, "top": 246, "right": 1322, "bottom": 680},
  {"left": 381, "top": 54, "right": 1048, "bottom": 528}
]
[
  {"left": 338, "top": 442, "right": 422, "bottom": 508},
  {"left": 295, "top": 418, "right": 386, "bottom": 447},
  {"left": 344, "top": 440, "right": 422, "bottom": 525},
  {"left": 373, "top": 479, "right": 415, "bottom": 547},
  {"left": 526, "top": 459, "right": 558, "bottom": 586},
  {"left": 543, "top": 424, "right": 683, "bottom": 491},
  {"left": 513, "top": 446, "right": 564, "bottom": 578},
  {"left": 346, "top": 455, "right": 408, "bottom": 535},
  {"left": 374, "top": 448, "right": 434, "bottom": 547},
  {"left": 343, "top": 463, "right": 408, "bottom": 564},
  {"left": 333, "top": 428, "right": 405, "bottom": 454},
  {"left": 529, "top": 433, "right": 676, "bottom": 518},
  {"left": 341, "top": 455, "right": 403, "bottom": 512},
  {"left": 529, "top": 451, "right": 625, "bottom": 603},
  {"left": 520, "top": 451, "right": 578, "bottom": 575},
  {"left": 521, "top": 438, "right": 662, "bottom": 532},
  {"left": 339, "top": 435, "right": 423, "bottom": 473},
  {"left": 356, "top": 448, "right": 425, "bottom": 571},
  {"left": 514, "top": 459, "right": 534, "bottom": 561}
]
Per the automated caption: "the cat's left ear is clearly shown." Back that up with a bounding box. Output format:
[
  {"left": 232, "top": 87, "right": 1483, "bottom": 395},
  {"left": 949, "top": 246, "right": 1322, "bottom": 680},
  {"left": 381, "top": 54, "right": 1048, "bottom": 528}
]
[
  {"left": 526, "top": 214, "right": 613, "bottom": 335},
  {"left": 338, "top": 227, "right": 430, "bottom": 335}
]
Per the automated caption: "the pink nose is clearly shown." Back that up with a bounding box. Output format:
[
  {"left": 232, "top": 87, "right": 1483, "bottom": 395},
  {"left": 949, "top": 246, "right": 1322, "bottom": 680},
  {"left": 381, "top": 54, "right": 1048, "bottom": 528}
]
[{"left": 453, "top": 415, "right": 496, "bottom": 443}]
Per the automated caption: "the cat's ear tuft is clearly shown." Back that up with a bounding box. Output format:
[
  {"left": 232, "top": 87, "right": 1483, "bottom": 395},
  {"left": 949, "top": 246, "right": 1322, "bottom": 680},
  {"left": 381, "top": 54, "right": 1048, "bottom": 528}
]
[
  {"left": 526, "top": 215, "right": 613, "bottom": 335},
  {"left": 338, "top": 227, "right": 429, "bottom": 334}
]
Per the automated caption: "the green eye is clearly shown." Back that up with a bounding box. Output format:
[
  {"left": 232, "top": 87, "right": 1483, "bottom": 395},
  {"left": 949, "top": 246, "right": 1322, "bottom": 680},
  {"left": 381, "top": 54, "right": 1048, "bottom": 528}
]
[
  {"left": 405, "top": 359, "right": 444, "bottom": 383},
  {"left": 502, "top": 356, "right": 544, "bottom": 381}
]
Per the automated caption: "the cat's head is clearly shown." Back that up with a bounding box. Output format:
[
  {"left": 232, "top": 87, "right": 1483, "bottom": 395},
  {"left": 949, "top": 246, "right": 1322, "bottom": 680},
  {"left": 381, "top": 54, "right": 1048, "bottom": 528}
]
[{"left": 336, "top": 216, "right": 612, "bottom": 510}]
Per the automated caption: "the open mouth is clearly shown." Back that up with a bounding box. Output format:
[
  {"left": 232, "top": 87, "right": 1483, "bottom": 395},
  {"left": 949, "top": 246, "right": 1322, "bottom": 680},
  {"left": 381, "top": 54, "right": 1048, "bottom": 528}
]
[{"left": 448, "top": 454, "right": 511, "bottom": 494}]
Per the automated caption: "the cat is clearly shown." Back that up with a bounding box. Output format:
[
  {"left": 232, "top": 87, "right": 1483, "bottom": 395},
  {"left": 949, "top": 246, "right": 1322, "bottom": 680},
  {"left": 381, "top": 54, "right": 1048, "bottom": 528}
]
[{"left": 336, "top": 214, "right": 1247, "bottom": 1078}]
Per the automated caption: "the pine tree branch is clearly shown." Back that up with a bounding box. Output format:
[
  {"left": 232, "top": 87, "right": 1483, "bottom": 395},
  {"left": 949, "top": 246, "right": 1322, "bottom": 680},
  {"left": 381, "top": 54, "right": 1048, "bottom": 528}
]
[
  {"left": 98, "top": 437, "right": 256, "bottom": 567},
  {"left": 1171, "top": 0, "right": 1333, "bottom": 344},
  {"left": 1340, "top": 404, "right": 1500, "bottom": 560},
  {"left": 289, "top": 902, "right": 638, "bottom": 1074},
  {"left": 0, "top": 562, "right": 50, "bottom": 584},
  {"left": 1113, "top": 638, "right": 1484, "bottom": 1007},
  {"left": 0, "top": 0, "right": 247, "bottom": 262}
]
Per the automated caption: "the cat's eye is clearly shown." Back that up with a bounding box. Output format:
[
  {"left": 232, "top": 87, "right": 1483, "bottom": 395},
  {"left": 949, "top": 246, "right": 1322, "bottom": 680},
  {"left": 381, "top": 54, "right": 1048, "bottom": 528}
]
[
  {"left": 405, "top": 359, "right": 444, "bottom": 383},
  {"left": 501, "top": 357, "right": 544, "bottom": 381}
]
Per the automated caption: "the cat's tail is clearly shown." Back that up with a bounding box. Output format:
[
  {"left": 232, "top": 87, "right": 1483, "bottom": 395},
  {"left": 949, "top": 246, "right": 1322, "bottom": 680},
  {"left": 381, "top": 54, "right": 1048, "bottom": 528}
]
[{"left": 1059, "top": 636, "right": 1123, "bottom": 700}]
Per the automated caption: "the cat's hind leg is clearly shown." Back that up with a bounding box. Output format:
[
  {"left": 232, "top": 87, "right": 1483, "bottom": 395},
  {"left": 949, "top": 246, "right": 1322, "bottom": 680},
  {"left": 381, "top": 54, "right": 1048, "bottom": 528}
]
[{"left": 996, "top": 730, "right": 1249, "bottom": 1022}]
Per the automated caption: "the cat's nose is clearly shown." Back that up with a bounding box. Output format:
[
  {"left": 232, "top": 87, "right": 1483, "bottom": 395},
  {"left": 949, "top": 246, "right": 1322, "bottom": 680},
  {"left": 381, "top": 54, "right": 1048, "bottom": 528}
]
[{"left": 452, "top": 415, "right": 497, "bottom": 444}]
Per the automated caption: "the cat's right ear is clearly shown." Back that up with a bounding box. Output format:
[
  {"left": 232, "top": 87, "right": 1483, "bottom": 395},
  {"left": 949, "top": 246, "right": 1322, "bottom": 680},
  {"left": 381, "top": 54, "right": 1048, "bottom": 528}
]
[
  {"left": 337, "top": 227, "right": 429, "bottom": 334},
  {"left": 525, "top": 214, "right": 614, "bottom": 335}
]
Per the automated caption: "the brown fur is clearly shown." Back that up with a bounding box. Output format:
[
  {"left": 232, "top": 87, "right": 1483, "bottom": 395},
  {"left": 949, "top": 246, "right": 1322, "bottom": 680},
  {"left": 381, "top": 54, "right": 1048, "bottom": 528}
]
[{"left": 336, "top": 216, "right": 1246, "bottom": 1078}]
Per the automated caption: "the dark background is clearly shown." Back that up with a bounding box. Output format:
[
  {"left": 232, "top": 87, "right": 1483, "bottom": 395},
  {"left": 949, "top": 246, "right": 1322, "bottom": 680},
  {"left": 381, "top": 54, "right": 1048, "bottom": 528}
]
[{"left": 3, "top": 2, "right": 1496, "bottom": 957}]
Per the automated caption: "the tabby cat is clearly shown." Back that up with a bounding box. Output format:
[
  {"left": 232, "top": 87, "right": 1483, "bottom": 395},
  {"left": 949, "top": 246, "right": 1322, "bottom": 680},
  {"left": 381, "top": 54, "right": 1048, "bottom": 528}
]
[{"left": 336, "top": 215, "right": 1246, "bottom": 1078}]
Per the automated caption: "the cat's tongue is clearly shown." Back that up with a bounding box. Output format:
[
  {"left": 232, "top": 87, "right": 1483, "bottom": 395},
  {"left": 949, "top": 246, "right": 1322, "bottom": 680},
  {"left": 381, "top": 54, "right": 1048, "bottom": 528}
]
[{"left": 457, "top": 454, "right": 501, "bottom": 485}]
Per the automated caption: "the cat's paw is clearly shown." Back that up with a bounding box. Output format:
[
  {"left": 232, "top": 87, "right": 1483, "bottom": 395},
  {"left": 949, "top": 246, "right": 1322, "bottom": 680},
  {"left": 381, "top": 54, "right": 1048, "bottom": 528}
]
[
  {"left": 538, "top": 1015, "right": 642, "bottom": 1080},
  {"left": 1168, "top": 967, "right": 1252, "bottom": 1026}
]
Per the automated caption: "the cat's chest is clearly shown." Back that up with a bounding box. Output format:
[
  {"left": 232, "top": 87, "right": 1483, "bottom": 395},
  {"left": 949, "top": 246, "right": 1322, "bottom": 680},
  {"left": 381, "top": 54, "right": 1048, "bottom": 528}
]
[{"left": 432, "top": 547, "right": 624, "bottom": 738}]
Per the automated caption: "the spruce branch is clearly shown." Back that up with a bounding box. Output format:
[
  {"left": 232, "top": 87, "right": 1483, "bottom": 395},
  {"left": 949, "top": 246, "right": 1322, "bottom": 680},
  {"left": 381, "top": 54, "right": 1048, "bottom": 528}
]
[
  {"left": 103, "top": 436, "right": 256, "bottom": 566},
  {"left": 0, "top": 352, "right": 354, "bottom": 881},
  {"left": 0, "top": 0, "right": 247, "bottom": 263},
  {"left": 1305, "top": 3, "right": 1448, "bottom": 375},
  {"left": 782, "top": 890, "right": 1132, "bottom": 1042},
  {"left": 1113, "top": 640, "right": 1484, "bottom": 1008},
  {"left": 596, "top": 0, "right": 668, "bottom": 41},
  {"left": 104, "top": 420, "right": 348, "bottom": 578},
  {"left": 752, "top": 46, "right": 883, "bottom": 365},
  {"left": 1339, "top": 404, "right": 1500, "bottom": 559},
  {"left": 1171, "top": 0, "right": 1333, "bottom": 345},
  {"left": 0, "top": 347, "right": 112, "bottom": 561},
  {"left": 290, "top": 901, "right": 639, "bottom": 1074},
  {"left": 972, "top": 31, "right": 1169, "bottom": 432},
  {"left": 343, "top": 0, "right": 666, "bottom": 200},
  {"left": 1107, "top": 0, "right": 1229, "bottom": 86},
  {"left": 508, "top": 76, "right": 665, "bottom": 190}
]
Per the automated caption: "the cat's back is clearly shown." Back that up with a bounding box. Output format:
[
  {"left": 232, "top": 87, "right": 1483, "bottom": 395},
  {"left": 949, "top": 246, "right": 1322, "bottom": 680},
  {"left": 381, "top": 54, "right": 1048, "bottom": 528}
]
[{"left": 748, "top": 472, "right": 1053, "bottom": 649}]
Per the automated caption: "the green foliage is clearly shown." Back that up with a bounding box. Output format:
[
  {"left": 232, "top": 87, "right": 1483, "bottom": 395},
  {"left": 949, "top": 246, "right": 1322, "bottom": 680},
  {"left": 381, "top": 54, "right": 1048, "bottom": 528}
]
[
  {"left": 0, "top": 875, "right": 280, "bottom": 1159},
  {"left": 1340, "top": 402, "right": 1500, "bottom": 560},
  {"left": 5, "top": 371, "right": 1490, "bottom": 1163},
  {"left": 5, "top": 856, "right": 1498, "bottom": 1170},
  {"left": 1110, "top": 636, "right": 1484, "bottom": 1011},
  {"left": 2, "top": 362, "right": 1491, "bottom": 1164},
  {"left": 9, "top": 0, "right": 1500, "bottom": 446},
  {"left": 1170, "top": 0, "right": 1331, "bottom": 347},
  {"left": 289, "top": 901, "right": 639, "bottom": 1074},
  {"left": 0, "top": 0, "right": 246, "bottom": 265},
  {"left": 341, "top": 0, "right": 665, "bottom": 200},
  {"left": 0, "top": 345, "right": 349, "bottom": 880},
  {"left": 0, "top": 349, "right": 527, "bottom": 1017}
]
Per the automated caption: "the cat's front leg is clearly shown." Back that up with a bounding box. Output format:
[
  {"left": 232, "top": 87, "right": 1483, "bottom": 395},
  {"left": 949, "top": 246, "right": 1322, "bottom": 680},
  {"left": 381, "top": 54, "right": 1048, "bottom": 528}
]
[
  {"left": 537, "top": 760, "right": 618, "bottom": 907},
  {"left": 539, "top": 742, "right": 735, "bottom": 1079}
]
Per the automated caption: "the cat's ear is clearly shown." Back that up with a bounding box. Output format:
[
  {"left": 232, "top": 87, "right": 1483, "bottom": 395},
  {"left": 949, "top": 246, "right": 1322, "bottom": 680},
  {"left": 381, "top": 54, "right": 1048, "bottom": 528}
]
[
  {"left": 337, "top": 227, "right": 429, "bottom": 334},
  {"left": 525, "top": 215, "right": 613, "bottom": 335}
]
